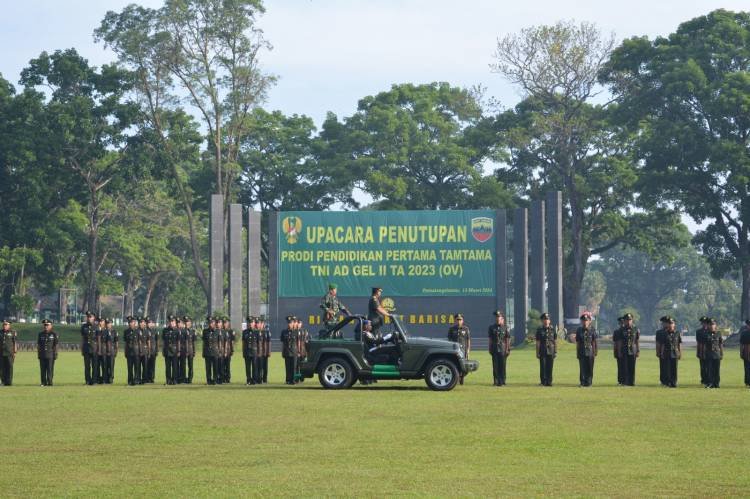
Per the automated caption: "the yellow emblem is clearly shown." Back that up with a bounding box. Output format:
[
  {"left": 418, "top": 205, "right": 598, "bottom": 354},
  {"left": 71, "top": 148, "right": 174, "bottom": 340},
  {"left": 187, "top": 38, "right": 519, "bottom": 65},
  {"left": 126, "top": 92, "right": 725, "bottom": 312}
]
[
  {"left": 282, "top": 216, "right": 302, "bottom": 244},
  {"left": 381, "top": 297, "right": 396, "bottom": 312}
]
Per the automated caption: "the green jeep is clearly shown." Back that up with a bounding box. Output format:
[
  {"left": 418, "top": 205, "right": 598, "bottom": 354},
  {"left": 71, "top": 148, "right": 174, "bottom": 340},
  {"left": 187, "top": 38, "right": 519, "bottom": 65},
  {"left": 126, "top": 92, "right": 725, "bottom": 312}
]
[{"left": 299, "top": 315, "right": 479, "bottom": 391}]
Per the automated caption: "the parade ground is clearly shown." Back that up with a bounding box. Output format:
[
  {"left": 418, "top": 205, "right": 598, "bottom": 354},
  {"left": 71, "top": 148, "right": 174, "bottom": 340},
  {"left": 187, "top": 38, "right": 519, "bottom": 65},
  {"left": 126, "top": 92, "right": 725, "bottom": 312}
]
[{"left": 1, "top": 346, "right": 748, "bottom": 497}]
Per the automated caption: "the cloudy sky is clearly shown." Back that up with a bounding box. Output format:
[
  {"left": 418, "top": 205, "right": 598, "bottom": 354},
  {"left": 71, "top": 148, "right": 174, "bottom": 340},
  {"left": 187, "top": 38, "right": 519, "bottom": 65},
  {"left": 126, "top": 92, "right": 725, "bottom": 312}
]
[{"left": 2, "top": 0, "right": 747, "bottom": 125}]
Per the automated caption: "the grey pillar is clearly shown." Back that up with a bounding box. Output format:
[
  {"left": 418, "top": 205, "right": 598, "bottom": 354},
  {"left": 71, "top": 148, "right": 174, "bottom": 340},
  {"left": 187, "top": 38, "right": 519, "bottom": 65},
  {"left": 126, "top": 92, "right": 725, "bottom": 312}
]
[
  {"left": 530, "top": 199, "right": 546, "bottom": 313},
  {"left": 209, "top": 194, "right": 224, "bottom": 314},
  {"left": 229, "top": 204, "right": 243, "bottom": 329},
  {"left": 247, "top": 210, "right": 262, "bottom": 317},
  {"left": 513, "top": 208, "right": 528, "bottom": 345},
  {"left": 546, "top": 191, "right": 563, "bottom": 330},
  {"left": 495, "top": 209, "right": 507, "bottom": 314},
  {"left": 268, "top": 211, "right": 279, "bottom": 331}
]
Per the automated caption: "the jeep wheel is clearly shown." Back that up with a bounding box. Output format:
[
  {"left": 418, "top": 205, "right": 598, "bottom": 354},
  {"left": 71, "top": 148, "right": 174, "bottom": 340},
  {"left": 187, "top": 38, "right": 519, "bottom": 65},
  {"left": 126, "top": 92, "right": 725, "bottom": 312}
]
[
  {"left": 424, "top": 359, "right": 459, "bottom": 391},
  {"left": 318, "top": 357, "right": 355, "bottom": 389}
]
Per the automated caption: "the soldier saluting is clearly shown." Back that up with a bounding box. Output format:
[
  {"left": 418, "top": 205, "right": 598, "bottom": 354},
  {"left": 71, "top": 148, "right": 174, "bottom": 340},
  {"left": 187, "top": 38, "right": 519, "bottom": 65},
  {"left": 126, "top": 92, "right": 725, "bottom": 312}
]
[
  {"left": 535, "top": 313, "right": 556, "bottom": 386},
  {"left": 320, "top": 284, "right": 349, "bottom": 333},
  {"left": 487, "top": 310, "right": 510, "bottom": 386},
  {"left": 37, "top": 319, "right": 59, "bottom": 387},
  {"left": 448, "top": 313, "right": 471, "bottom": 385},
  {"left": 575, "top": 313, "right": 598, "bottom": 387},
  {"left": 80, "top": 311, "right": 98, "bottom": 386},
  {"left": 1, "top": 319, "right": 18, "bottom": 386}
]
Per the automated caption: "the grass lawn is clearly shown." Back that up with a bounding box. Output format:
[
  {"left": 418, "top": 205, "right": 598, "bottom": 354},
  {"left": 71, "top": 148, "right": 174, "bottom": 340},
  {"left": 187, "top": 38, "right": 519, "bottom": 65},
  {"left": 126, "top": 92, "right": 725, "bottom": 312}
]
[{"left": 1, "top": 345, "right": 748, "bottom": 497}]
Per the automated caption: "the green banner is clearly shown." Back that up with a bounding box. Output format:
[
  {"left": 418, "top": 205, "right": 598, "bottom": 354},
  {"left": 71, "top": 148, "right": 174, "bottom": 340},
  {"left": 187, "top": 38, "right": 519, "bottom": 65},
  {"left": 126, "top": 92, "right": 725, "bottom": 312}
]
[{"left": 278, "top": 210, "right": 496, "bottom": 297}]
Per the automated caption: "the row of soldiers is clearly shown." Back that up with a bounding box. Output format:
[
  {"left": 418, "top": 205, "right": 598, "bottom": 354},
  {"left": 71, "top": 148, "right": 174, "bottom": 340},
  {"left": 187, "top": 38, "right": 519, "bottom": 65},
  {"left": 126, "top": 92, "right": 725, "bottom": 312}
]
[{"left": 239, "top": 316, "right": 272, "bottom": 385}]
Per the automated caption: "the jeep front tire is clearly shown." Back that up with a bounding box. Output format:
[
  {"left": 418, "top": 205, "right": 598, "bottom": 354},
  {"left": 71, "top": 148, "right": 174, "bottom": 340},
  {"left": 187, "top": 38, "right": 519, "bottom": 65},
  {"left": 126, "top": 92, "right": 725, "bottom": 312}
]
[
  {"left": 424, "top": 358, "right": 459, "bottom": 391},
  {"left": 318, "top": 357, "right": 355, "bottom": 389}
]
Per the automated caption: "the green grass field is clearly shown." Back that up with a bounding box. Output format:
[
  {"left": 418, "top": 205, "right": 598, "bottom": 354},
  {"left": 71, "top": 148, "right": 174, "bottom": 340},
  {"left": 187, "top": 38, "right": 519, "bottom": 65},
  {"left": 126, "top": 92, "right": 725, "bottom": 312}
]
[{"left": 1, "top": 345, "right": 748, "bottom": 497}]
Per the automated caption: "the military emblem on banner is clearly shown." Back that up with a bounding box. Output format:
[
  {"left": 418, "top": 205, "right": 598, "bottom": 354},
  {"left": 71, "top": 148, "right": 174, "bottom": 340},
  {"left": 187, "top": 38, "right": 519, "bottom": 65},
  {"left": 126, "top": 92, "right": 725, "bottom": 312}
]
[
  {"left": 282, "top": 216, "right": 302, "bottom": 244},
  {"left": 470, "top": 217, "right": 493, "bottom": 243}
]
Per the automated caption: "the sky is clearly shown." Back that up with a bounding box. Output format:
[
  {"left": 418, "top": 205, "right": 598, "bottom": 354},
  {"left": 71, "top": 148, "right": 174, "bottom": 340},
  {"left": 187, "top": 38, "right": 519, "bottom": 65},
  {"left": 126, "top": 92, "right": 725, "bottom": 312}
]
[{"left": 0, "top": 0, "right": 745, "bottom": 228}]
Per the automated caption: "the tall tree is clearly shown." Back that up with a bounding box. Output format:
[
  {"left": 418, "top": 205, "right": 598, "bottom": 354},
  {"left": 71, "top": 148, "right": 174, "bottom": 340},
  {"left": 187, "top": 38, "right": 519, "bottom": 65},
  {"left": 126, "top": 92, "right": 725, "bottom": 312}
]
[
  {"left": 601, "top": 9, "right": 750, "bottom": 321},
  {"left": 20, "top": 49, "right": 137, "bottom": 312},
  {"left": 491, "top": 20, "right": 681, "bottom": 320},
  {"left": 335, "top": 82, "right": 512, "bottom": 210}
]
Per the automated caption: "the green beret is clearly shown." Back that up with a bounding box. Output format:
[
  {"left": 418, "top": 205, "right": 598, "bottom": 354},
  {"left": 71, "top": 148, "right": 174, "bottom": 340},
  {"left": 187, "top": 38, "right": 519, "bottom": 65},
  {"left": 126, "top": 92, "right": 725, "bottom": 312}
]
[{"left": 328, "top": 283, "right": 337, "bottom": 290}]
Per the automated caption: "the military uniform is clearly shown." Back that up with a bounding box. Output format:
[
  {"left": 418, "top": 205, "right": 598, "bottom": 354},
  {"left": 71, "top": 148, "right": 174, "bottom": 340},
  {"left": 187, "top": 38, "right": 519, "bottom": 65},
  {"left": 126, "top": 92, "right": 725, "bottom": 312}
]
[
  {"left": 367, "top": 287, "right": 386, "bottom": 336},
  {"left": 447, "top": 314, "right": 470, "bottom": 385},
  {"left": 740, "top": 322, "right": 750, "bottom": 387},
  {"left": 80, "top": 315, "right": 98, "bottom": 385},
  {"left": 695, "top": 318, "right": 709, "bottom": 386},
  {"left": 0, "top": 321, "right": 17, "bottom": 386},
  {"left": 242, "top": 318, "right": 256, "bottom": 385},
  {"left": 99, "top": 323, "right": 117, "bottom": 384},
  {"left": 138, "top": 321, "right": 150, "bottom": 384},
  {"left": 250, "top": 321, "right": 264, "bottom": 384},
  {"left": 280, "top": 317, "right": 298, "bottom": 384},
  {"left": 535, "top": 313, "right": 556, "bottom": 386},
  {"left": 184, "top": 318, "right": 196, "bottom": 384},
  {"left": 202, "top": 318, "right": 221, "bottom": 384},
  {"left": 320, "top": 284, "right": 348, "bottom": 332},
  {"left": 487, "top": 311, "right": 510, "bottom": 386},
  {"left": 37, "top": 320, "right": 59, "bottom": 386},
  {"left": 162, "top": 319, "right": 180, "bottom": 385},
  {"left": 296, "top": 320, "right": 309, "bottom": 383},
  {"left": 705, "top": 319, "right": 723, "bottom": 388},
  {"left": 176, "top": 322, "right": 187, "bottom": 384},
  {"left": 262, "top": 321, "right": 272, "bottom": 384},
  {"left": 123, "top": 318, "right": 143, "bottom": 385},
  {"left": 223, "top": 322, "right": 235, "bottom": 383},
  {"left": 655, "top": 317, "right": 680, "bottom": 388},
  {"left": 613, "top": 314, "right": 639, "bottom": 386},
  {"left": 144, "top": 320, "right": 157, "bottom": 383},
  {"left": 575, "top": 314, "right": 598, "bottom": 387}
]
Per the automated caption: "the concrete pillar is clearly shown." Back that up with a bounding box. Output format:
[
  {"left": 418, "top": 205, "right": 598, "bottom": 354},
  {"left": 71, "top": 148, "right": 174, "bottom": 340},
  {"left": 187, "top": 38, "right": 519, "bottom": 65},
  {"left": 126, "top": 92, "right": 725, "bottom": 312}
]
[
  {"left": 546, "top": 191, "right": 563, "bottom": 330},
  {"left": 513, "top": 208, "right": 528, "bottom": 345},
  {"left": 209, "top": 194, "right": 224, "bottom": 314},
  {"left": 228, "top": 204, "right": 243, "bottom": 329},
  {"left": 495, "top": 209, "right": 507, "bottom": 315},
  {"left": 530, "top": 199, "right": 546, "bottom": 313},
  {"left": 268, "top": 211, "right": 279, "bottom": 331},
  {"left": 247, "top": 210, "right": 262, "bottom": 318}
]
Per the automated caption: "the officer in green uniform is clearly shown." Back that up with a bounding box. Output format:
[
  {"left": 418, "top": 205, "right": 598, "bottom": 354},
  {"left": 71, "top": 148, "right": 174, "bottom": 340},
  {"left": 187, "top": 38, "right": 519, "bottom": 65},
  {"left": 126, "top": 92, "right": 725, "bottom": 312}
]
[
  {"left": 202, "top": 316, "right": 221, "bottom": 385},
  {"left": 222, "top": 318, "right": 235, "bottom": 383},
  {"left": 253, "top": 316, "right": 267, "bottom": 384},
  {"left": 612, "top": 316, "right": 625, "bottom": 384},
  {"left": 615, "top": 313, "right": 639, "bottom": 386},
  {"left": 184, "top": 316, "right": 196, "bottom": 384},
  {"left": 37, "top": 319, "right": 59, "bottom": 386},
  {"left": 80, "top": 311, "right": 98, "bottom": 385},
  {"left": 296, "top": 317, "right": 310, "bottom": 383},
  {"left": 696, "top": 316, "right": 709, "bottom": 387},
  {"left": 142, "top": 316, "right": 156, "bottom": 383},
  {"left": 137, "top": 317, "right": 150, "bottom": 384},
  {"left": 123, "top": 316, "right": 142, "bottom": 385},
  {"left": 705, "top": 318, "right": 723, "bottom": 388},
  {"left": 242, "top": 316, "right": 256, "bottom": 385},
  {"left": 487, "top": 310, "right": 510, "bottom": 386},
  {"left": 0, "top": 319, "right": 18, "bottom": 386},
  {"left": 367, "top": 287, "right": 390, "bottom": 337},
  {"left": 535, "top": 313, "right": 557, "bottom": 386},
  {"left": 656, "top": 316, "right": 680, "bottom": 388},
  {"left": 575, "top": 313, "right": 598, "bottom": 387},
  {"left": 654, "top": 316, "right": 669, "bottom": 386},
  {"left": 281, "top": 316, "right": 297, "bottom": 385},
  {"left": 447, "top": 313, "right": 471, "bottom": 385},
  {"left": 320, "top": 283, "right": 349, "bottom": 333},
  {"left": 162, "top": 315, "right": 179, "bottom": 385},
  {"left": 99, "top": 318, "right": 117, "bottom": 384},
  {"left": 740, "top": 319, "right": 750, "bottom": 388}
]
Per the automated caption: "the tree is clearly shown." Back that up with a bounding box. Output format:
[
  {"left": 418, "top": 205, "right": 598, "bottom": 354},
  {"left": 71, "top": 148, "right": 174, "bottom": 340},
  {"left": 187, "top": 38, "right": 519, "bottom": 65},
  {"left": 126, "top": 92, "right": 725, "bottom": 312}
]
[
  {"left": 491, "top": 20, "right": 682, "bottom": 320},
  {"left": 20, "top": 49, "right": 137, "bottom": 312},
  {"left": 335, "top": 82, "right": 513, "bottom": 210},
  {"left": 601, "top": 9, "right": 750, "bottom": 321},
  {"left": 580, "top": 270, "right": 606, "bottom": 315}
]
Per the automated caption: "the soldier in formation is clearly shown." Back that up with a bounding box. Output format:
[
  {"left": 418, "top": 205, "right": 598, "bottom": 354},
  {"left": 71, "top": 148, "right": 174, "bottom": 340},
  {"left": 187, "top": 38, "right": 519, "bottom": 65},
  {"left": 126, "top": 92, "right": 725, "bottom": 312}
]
[
  {"left": 612, "top": 313, "right": 639, "bottom": 386},
  {"left": 741, "top": 319, "right": 750, "bottom": 388},
  {"left": 222, "top": 317, "right": 235, "bottom": 383},
  {"left": 80, "top": 311, "right": 98, "bottom": 385},
  {"left": 203, "top": 316, "right": 221, "bottom": 385},
  {"left": 98, "top": 318, "right": 118, "bottom": 384},
  {"left": 487, "top": 310, "right": 510, "bottom": 386},
  {"left": 575, "top": 313, "right": 598, "bottom": 387},
  {"left": 242, "top": 317, "right": 256, "bottom": 385},
  {"left": 281, "top": 316, "right": 298, "bottom": 385},
  {"left": 535, "top": 313, "right": 557, "bottom": 386},
  {"left": 695, "top": 316, "right": 710, "bottom": 387},
  {"left": 448, "top": 313, "right": 471, "bottom": 384},
  {"left": 704, "top": 317, "right": 723, "bottom": 388},
  {"left": 655, "top": 316, "right": 681, "bottom": 388},
  {"left": 184, "top": 316, "right": 196, "bottom": 384},
  {"left": 162, "top": 315, "right": 180, "bottom": 385},
  {"left": 142, "top": 317, "right": 157, "bottom": 384},
  {"left": 123, "top": 316, "right": 142, "bottom": 386},
  {"left": 1, "top": 319, "right": 17, "bottom": 386},
  {"left": 37, "top": 319, "right": 59, "bottom": 386}
]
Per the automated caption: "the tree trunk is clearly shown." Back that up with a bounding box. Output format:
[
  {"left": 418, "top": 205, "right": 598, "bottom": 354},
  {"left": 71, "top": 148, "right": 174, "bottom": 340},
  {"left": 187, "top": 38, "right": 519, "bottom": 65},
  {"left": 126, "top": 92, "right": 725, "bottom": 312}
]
[
  {"left": 143, "top": 273, "right": 161, "bottom": 318},
  {"left": 742, "top": 262, "right": 750, "bottom": 324}
]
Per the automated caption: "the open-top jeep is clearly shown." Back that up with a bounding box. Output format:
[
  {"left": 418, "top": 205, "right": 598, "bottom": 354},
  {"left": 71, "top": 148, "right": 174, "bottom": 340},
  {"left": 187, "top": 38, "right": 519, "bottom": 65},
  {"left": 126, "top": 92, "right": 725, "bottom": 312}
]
[{"left": 299, "top": 315, "right": 479, "bottom": 391}]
